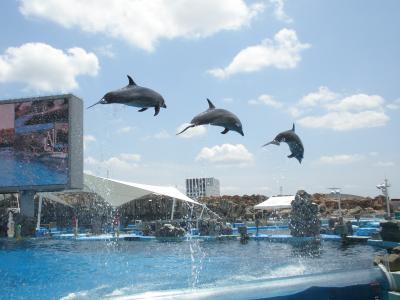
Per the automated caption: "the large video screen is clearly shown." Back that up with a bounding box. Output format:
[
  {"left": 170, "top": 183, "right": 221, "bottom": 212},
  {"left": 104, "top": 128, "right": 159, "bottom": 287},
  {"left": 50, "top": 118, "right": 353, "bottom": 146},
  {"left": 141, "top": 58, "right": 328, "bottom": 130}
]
[{"left": 0, "top": 98, "right": 70, "bottom": 189}]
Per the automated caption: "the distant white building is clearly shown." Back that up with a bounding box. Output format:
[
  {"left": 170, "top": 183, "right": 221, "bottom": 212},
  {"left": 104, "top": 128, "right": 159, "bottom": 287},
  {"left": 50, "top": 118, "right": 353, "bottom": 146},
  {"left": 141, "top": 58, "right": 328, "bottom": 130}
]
[{"left": 186, "top": 177, "right": 220, "bottom": 199}]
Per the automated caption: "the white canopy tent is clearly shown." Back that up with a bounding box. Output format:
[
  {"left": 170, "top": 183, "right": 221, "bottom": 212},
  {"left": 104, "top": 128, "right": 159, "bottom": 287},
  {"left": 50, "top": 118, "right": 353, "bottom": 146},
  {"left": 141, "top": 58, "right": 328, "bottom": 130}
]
[
  {"left": 83, "top": 173, "right": 199, "bottom": 207},
  {"left": 38, "top": 192, "right": 73, "bottom": 207},
  {"left": 83, "top": 174, "right": 219, "bottom": 225},
  {"left": 254, "top": 195, "right": 295, "bottom": 210},
  {"left": 35, "top": 174, "right": 203, "bottom": 230}
]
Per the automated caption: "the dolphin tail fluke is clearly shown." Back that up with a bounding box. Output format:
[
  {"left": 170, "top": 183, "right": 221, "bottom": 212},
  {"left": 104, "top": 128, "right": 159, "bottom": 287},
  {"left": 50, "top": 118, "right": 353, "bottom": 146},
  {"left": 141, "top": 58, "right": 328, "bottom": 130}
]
[
  {"left": 176, "top": 124, "right": 195, "bottom": 135},
  {"left": 154, "top": 106, "right": 160, "bottom": 116},
  {"left": 86, "top": 100, "right": 103, "bottom": 109},
  {"left": 221, "top": 128, "right": 229, "bottom": 134}
]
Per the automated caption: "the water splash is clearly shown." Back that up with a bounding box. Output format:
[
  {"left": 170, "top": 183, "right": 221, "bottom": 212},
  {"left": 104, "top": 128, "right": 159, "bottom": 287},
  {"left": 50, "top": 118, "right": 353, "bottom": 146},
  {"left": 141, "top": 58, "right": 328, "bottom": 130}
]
[{"left": 189, "top": 238, "right": 206, "bottom": 289}]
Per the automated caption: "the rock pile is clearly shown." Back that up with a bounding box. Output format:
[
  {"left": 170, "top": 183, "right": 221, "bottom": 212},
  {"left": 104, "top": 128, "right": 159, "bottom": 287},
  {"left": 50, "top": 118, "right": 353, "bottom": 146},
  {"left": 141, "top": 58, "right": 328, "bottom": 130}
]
[
  {"left": 197, "top": 220, "right": 233, "bottom": 236},
  {"left": 374, "top": 246, "right": 400, "bottom": 271},
  {"left": 289, "top": 190, "right": 320, "bottom": 237},
  {"left": 200, "top": 193, "right": 385, "bottom": 222},
  {"left": 313, "top": 194, "right": 386, "bottom": 217},
  {"left": 200, "top": 195, "right": 267, "bottom": 221},
  {"left": 380, "top": 221, "right": 400, "bottom": 242},
  {"left": 155, "top": 224, "right": 186, "bottom": 238}
]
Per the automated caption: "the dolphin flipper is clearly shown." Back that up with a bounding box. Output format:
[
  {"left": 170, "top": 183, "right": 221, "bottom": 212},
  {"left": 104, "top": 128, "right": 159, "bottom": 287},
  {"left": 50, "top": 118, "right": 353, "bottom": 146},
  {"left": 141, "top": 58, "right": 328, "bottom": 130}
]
[
  {"left": 287, "top": 153, "right": 295, "bottom": 158},
  {"left": 176, "top": 124, "right": 196, "bottom": 135},
  {"left": 138, "top": 108, "right": 148, "bottom": 112},
  {"left": 154, "top": 106, "right": 160, "bottom": 116},
  {"left": 221, "top": 128, "right": 229, "bottom": 134}
]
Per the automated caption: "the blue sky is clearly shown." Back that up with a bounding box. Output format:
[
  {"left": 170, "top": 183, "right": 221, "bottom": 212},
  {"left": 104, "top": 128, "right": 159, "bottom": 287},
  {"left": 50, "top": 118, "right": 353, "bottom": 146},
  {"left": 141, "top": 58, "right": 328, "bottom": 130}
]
[{"left": 0, "top": 0, "right": 399, "bottom": 197}]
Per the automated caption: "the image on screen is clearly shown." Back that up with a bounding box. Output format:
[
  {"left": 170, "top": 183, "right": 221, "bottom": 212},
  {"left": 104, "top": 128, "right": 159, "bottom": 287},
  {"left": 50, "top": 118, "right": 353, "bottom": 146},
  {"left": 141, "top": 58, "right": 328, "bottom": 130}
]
[{"left": 0, "top": 98, "right": 69, "bottom": 188}]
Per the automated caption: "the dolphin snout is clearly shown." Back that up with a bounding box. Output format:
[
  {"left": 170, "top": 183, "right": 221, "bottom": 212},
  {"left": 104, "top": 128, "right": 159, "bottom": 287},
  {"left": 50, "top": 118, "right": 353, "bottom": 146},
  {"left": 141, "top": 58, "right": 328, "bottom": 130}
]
[
  {"left": 162, "top": 103, "right": 167, "bottom": 108},
  {"left": 262, "top": 140, "right": 280, "bottom": 147}
]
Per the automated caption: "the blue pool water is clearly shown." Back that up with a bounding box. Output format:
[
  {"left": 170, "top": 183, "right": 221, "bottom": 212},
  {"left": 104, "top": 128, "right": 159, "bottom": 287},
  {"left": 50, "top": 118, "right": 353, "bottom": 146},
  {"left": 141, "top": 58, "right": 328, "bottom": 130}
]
[
  {"left": 0, "top": 150, "right": 67, "bottom": 187},
  {"left": 0, "top": 238, "right": 386, "bottom": 299}
]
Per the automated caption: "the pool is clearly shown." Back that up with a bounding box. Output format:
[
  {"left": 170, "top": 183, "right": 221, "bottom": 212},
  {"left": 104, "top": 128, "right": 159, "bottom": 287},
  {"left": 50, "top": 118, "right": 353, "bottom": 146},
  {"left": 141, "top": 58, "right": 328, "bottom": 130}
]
[
  {"left": 0, "top": 150, "right": 68, "bottom": 187},
  {"left": 0, "top": 238, "right": 388, "bottom": 299}
]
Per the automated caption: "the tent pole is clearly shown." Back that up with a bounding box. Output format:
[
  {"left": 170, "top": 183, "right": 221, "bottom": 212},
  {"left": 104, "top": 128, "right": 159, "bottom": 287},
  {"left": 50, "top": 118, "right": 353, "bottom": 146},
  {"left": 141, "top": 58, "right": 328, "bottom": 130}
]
[
  {"left": 36, "top": 194, "right": 43, "bottom": 231},
  {"left": 196, "top": 204, "right": 206, "bottom": 229},
  {"left": 171, "top": 198, "right": 176, "bottom": 220}
]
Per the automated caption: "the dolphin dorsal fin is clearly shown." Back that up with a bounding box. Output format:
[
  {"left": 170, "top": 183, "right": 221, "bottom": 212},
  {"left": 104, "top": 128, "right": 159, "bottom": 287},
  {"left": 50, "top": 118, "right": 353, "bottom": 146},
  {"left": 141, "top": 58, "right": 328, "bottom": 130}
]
[
  {"left": 292, "top": 123, "right": 295, "bottom": 131},
  {"left": 127, "top": 75, "right": 136, "bottom": 86},
  {"left": 207, "top": 98, "right": 216, "bottom": 110}
]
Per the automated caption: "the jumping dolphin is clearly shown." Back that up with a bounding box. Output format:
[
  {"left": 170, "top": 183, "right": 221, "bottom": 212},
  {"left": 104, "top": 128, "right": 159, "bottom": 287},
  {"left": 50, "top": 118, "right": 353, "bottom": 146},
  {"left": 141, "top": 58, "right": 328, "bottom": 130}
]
[
  {"left": 87, "top": 75, "right": 167, "bottom": 116},
  {"left": 262, "top": 123, "right": 304, "bottom": 163},
  {"left": 176, "top": 99, "right": 244, "bottom": 136}
]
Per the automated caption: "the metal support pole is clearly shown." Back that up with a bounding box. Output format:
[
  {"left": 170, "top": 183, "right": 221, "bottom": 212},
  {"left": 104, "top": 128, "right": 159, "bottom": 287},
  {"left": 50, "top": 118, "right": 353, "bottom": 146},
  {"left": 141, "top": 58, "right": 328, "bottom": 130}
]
[
  {"left": 328, "top": 187, "right": 342, "bottom": 221},
  {"left": 170, "top": 198, "right": 176, "bottom": 220},
  {"left": 36, "top": 195, "right": 43, "bottom": 230},
  {"left": 377, "top": 178, "right": 391, "bottom": 220},
  {"left": 196, "top": 204, "right": 206, "bottom": 229},
  {"left": 385, "top": 178, "right": 391, "bottom": 219},
  {"left": 19, "top": 190, "right": 35, "bottom": 218}
]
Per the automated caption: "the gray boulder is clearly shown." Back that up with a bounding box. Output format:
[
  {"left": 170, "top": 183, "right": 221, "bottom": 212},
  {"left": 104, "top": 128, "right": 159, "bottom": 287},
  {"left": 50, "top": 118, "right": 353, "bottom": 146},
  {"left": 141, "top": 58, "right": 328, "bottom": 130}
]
[
  {"left": 155, "top": 224, "right": 186, "bottom": 238},
  {"left": 289, "top": 190, "right": 320, "bottom": 237}
]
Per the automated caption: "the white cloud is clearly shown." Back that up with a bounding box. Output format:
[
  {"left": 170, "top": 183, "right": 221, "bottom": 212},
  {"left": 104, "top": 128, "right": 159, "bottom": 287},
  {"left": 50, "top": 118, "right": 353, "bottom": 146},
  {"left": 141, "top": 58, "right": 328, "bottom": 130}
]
[
  {"left": 176, "top": 123, "right": 207, "bottom": 138},
  {"left": 119, "top": 153, "right": 141, "bottom": 162},
  {"left": 196, "top": 143, "right": 254, "bottom": 166},
  {"left": 84, "top": 156, "right": 98, "bottom": 165},
  {"left": 317, "top": 154, "right": 365, "bottom": 165},
  {"left": 249, "top": 94, "right": 283, "bottom": 108},
  {"left": 153, "top": 129, "right": 171, "bottom": 139},
  {"left": 20, "top": 0, "right": 264, "bottom": 52},
  {"left": 117, "top": 126, "right": 135, "bottom": 134},
  {"left": 85, "top": 153, "right": 141, "bottom": 173},
  {"left": 95, "top": 44, "right": 115, "bottom": 58},
  {"left": 208, "top": 28, "right": 310, "bottom": 78},
  {"left": 287, "top": 106, "right": 304, "bottom": 117},
  {"left": 386, "top": 99, "right": 400, "bottom": 110},
  {"left": 298, "top": 110, "right": 389, "bottom": 131},
  {"left": 142, "top": 129, "right": 171, "bottom": 140},
  {"left": 83, "top": 135, "right": 96, "bottom": 150},
  {"left": 326, "top": 94, "right": 384, "bottom": 111},
  {"left": 222, "top": 97, "right": 234, "bottom": 103},
  {"left": 270, "top": 0, "right": 293, "bottom": 23},
  {"left": 0, "top": 43, "right": 99, "bottom": 92},
  {"left": 374, "top": 161, "right": 395, "bottom": 167},
  {"left": 299, "top": 86, "right": 338, "bottom": 107},
  {"left": 294, "top": 87, "right": 390, "bottom": 131},
  {"left": 387, "top": 104, "right": 399, "bottom": 110}
]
